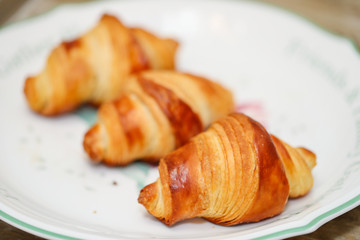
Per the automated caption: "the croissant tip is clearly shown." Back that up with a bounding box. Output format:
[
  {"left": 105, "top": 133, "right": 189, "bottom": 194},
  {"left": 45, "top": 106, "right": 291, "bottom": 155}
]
[
  {"left": 100, "top": 14, "right": 120, "bottom": 23},
  {"left": 138, "top": 181, "right": 172, "bottom": 222},
  {"left": 296, "top": 147, "right": 317, "bottom": 169},
  {"left": 83, "top": 124, "right": 104, "bottom": 162},
  {"left": 24, "top": 76, "right": 41, "bottom": 112},
  {"left": 24, "top": 76, "right": 57, "bottom": 116},
  {"left": 138, "top": 182, "right": 157, "bottom": 205},
  {"left": 24, "top": 76, "right": 32, "bottom": 94}
]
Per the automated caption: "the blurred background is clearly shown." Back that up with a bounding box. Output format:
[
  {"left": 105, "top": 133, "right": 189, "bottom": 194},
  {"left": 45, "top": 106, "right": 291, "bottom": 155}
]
[
  {"left": 1, "top": 0, "right": 359, "bottom": 49},
  {"left": 0, "top": 0, "right": 359, "bottom": 239}
]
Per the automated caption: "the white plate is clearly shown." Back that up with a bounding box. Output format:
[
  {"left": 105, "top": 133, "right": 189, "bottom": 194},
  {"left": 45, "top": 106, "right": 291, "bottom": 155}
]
[{"left": 1, "top": 0, "right": 360, "bottom": 239}]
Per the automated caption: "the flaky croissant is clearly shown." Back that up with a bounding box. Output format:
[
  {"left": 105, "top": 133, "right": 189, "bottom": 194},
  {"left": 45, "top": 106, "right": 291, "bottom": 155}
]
[
  {"left": 83, "top": 70, "right": 234, "bottom": 166},
  {"left": 24, "top": 14, "right": 178, "bottom": 116},
  {"left": 138, "top": 113, "right": 316, "bottom": 226}
]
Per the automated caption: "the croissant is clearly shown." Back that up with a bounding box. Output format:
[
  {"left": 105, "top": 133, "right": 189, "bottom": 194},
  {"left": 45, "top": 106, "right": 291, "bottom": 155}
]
[
  {"left": 24, "top": 14, "right": 178, "bottom": 116},
  {"left": 138, "top": 113, "right": 316, "bottom": 226},
  {"left": 83, "top": 70, "right": 234, "bottom": 166}
]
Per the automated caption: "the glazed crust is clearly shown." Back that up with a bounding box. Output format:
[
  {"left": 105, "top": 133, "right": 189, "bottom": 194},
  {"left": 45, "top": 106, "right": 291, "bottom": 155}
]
[
  {"left": 138, "top": 113, "right": 316, "bottom": 226},
  {"left": 83, "top": 70, "right": 234, "bottom": 166},
  {"left": 24, "top": 14, "right": 178, "bottom": 116}
]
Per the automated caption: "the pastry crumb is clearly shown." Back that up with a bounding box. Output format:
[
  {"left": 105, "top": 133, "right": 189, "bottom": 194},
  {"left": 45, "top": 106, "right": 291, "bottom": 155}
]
[{"left": 93, "top": 210, "right": 97, "bottom": 214}]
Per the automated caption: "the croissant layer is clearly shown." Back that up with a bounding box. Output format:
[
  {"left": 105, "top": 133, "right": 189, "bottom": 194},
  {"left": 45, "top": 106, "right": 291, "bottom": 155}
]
[
  {"left": 24, "top": 14, "right": 178, "bottom": 116},
  {"left": 138, "top": 113, "right": 316, "bottom": 226}
]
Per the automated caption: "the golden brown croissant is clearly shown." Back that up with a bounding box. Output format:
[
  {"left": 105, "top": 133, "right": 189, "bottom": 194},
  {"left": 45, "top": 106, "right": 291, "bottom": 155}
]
[
  {"left": 24, "top": 14, "right": 178, "bottom": 116},
  {"left": 83, "top": 70, "right": 234, "bottom": 166},
  {"left": 138, "top": 113, "right": 316, "bottom": 226}
]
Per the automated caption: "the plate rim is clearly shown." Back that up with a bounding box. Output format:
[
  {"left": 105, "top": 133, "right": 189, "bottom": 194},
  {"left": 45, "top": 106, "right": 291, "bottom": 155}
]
[
  {"left": 1, "top": 194, "right": 359, "bottom": 240},
  {"left": 1, "top": 0, "right": 360, "bottom": 239}
]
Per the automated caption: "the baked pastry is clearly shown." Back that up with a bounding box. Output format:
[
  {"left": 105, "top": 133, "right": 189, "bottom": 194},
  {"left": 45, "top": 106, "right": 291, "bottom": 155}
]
[
  {"left": 24, "top": 14, "right": 178, "bottom": 116},
  {"left": 138, "top": 113, "right": 316, "bottom": 226},
  {"left": 83, "top": 70, "right": 234, "bottom": 166}
]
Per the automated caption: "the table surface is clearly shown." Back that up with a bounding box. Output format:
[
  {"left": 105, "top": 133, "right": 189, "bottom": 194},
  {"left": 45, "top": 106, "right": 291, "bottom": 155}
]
[{"left": 0, "top": 0, "right": 360, "bottom": 239}]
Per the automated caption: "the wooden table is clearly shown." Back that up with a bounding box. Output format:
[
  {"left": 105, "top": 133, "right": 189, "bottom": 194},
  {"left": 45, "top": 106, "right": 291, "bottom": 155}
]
[{"left": 0, "top": 0, "right": 359, "bottom": 239}]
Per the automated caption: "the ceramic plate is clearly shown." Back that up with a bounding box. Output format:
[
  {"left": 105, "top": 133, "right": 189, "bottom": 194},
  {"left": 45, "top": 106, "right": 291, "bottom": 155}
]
[{"left": 0, "top": 0, "right": 360, "bottom": 239}]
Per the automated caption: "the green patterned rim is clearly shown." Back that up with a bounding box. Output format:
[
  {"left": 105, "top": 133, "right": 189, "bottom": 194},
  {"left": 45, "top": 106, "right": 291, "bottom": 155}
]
[
  {"left": 0, "top": 0, "right": 359, "bottom": 239},
  {"left": 0, "top": 209, "right": 79, "bottom": 240}
]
